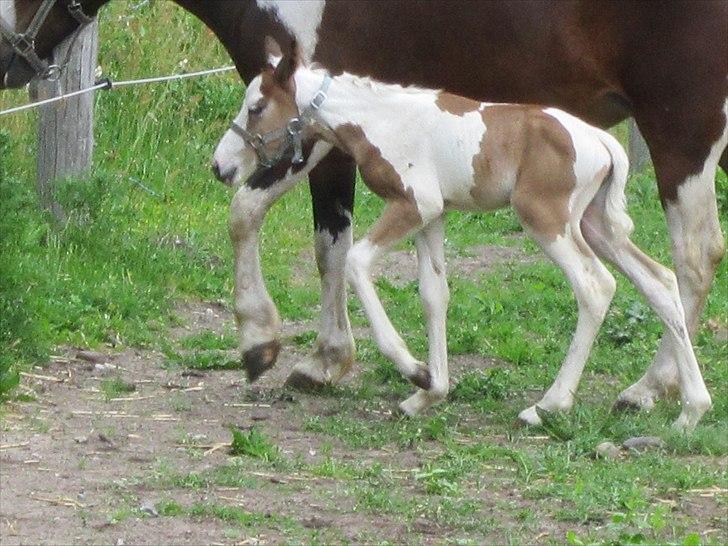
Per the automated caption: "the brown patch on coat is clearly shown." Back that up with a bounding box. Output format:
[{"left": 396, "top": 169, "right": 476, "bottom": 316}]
[
  {"left": 470, "top": 105, "right": 530, "bottom": 209},
  {"left": 333, "top": 123, "right": 422, "bottom": 245},
  {"left": 435, "top": 92, "right": 479, "bottom": 117},
  {"left": 508, "top": 110, "right": 578, "bottom": 240}
]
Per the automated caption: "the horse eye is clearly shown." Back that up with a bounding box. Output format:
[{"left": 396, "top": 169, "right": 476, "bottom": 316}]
[{"left": 248, "top": 104, "right": 264, "bottom": 116}]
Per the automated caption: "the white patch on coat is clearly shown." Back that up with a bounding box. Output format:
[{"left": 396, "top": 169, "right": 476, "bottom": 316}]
[{"left": 256, "top": 0, "right": 326, "bottom": 61}]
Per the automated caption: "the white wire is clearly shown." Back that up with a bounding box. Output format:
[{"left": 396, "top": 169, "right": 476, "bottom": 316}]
[{"left": 0, "top": 65, "right": 237, "bottom": 117}]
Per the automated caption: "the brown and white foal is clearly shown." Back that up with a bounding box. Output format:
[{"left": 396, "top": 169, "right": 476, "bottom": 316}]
[{"left": 213, "top": 46, "right": 711, "bottom": 429}]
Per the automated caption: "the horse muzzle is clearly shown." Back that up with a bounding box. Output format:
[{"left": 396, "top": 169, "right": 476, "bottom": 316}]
[{"left": 0, "top": 54, "right": 35, "bottom": 89}]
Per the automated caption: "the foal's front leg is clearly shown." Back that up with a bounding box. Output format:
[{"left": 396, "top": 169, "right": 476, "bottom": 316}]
[{"left": 345, "top": 200, "right": 432, "bottom": 395}]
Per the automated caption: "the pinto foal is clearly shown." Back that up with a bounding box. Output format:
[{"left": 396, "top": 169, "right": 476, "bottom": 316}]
[{"left": 213, "top": 46, "right": 711, "bottom": 429}]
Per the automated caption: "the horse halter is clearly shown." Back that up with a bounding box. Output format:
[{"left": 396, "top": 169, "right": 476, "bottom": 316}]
[
  {"left": 0, "top": 0, "right": 94, "bottom": 81},
  {"left": 230, "top": 75, "right": 332, "bottom": 168}
]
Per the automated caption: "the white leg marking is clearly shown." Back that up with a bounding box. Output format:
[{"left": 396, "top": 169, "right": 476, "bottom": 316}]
[
  {"left": 289, "top": 224, "right": 356, "bottom": 385},
  {"left": 617, "top": 99, "right": 728, "bottom": 413},
  {"left": 518, "top": 228, "right": 616, "bottom": 426},
  {"left": 581, "top": 203, "right": 712, "bottom": 430},
  {"left": 400, "top": 218, "right": 451, "bottom": 416}
]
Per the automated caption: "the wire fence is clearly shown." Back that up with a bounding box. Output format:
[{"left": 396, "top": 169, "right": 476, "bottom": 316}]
[{"left": 0, "top": 65, "right": 237, "bottom": 117}]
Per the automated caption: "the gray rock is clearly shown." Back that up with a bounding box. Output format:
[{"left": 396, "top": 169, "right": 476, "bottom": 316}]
[
  {"left": 139, "top": 501, "right": 158, "bottom": 518},
  {"left": 595, "top": 441, "right": 622, "bottom": 459},
  {"left": 623, "top": 436, "right": 665, "bottom": 452}
]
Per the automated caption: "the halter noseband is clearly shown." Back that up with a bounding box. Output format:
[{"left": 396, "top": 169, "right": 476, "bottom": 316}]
[
  {"left": 0, "top": 0, "right": 94, "bottom": 81},
  {"left": 230, "top": 74, "right": 332, "bottom": 168}
]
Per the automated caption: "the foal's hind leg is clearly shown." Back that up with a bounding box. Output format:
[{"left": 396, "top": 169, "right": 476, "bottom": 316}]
[
  {"left": 400, "top": 217, "right": 451, "bottom": 416},
  {"left": 581, "top": 204, "right": 712, "bottom": 430},
  {"left": 515, "top": 221, "right": 617, "bottom": 426},
  {"left": 346, "top": 200, "right": 431, "bottom": 392}
]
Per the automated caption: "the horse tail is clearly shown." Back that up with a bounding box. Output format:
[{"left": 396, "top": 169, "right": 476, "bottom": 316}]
[{"left": 595, "top": 129, "right": 634, "bottom": 239}]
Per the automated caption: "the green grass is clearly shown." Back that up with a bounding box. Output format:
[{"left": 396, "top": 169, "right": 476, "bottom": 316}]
[{"left": 1, "top": 2, "right": 727, "bottom": 545}]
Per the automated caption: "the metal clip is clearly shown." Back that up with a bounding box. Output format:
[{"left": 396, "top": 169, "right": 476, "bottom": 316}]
[
  {"left": 43, "top": 64, "right": 62, "bottom": 81},
  {"left": 310, "top": 90, "right": 327, "bottom": 110}
]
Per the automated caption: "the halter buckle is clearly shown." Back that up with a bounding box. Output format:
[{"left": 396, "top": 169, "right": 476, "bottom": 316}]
[
  {"left": 310, "top": 90, "right": 327, "bottom": 110},
  {"left": 287, "top": 117, "right": 303, "bottom": 135}
]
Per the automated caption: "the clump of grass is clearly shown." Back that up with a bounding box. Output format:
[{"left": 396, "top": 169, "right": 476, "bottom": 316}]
[
  {"left": 229, "top": 426, "right": 280, "bottom": 462},
  {"left": 179, "top": 331, "right": 237, "bottom": 351},
  {"left": 100, "top": 377, "right": 136, "bottom": 400},
  {"left": 450, "top": 368, "right": 510, "bottom": 402}
]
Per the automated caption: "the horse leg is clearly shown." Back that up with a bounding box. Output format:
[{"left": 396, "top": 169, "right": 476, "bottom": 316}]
[
  {"left": 516, "top": 218, "right": 616, "bottom": 426},
  {"left": 346, "top": 199, "right": 433, "bottom": 398},
  {"left": 400, "top": 217, "right": 451, "bottom": 416},
  {"left": 615, "top": 102, "right": 728, "bottom": 411},
  {"left": 231, "top": 178, "right": 302, "bottom": 382},
  {"left": 581, "top": 201, "right": 711, "bottom": 430},
  {"left": 285, "top": 149, "right": 357, "bottom": 389}
]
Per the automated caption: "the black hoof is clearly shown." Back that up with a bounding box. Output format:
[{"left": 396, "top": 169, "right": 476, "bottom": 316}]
[
  {"left": 243, "top": 340, "right": 281, "bottom": 383},
  {"left": 409, "top": 366, "right": 432, "bottom": 391},
  {"left": 612, "top": 398, "right": 642, "bottom": 413},
  {"left": 284, "top": 370, "right": 327, "bottom": 391}
]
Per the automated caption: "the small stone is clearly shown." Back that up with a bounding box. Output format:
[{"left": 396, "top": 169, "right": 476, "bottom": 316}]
[
  {"left": 622, "top": 436, "right": 665, "bottom": 452},
  {"left": 115, "top": 539, "right": 124, "bottom": 546},
  {"left": 595, "top": 441, "right": 622, "bottom": 460},
  {"left": 139, "top": 501, "right": 158, "bottom": 517},
  {"left": 77, "top": 350, "right": 108, "bottom": 364},
  {"left": 73, "top": 435, "right": 88, "bottom": 444},
  {"left": 93, "top": 363, "right": 116, "bottom": 375}
]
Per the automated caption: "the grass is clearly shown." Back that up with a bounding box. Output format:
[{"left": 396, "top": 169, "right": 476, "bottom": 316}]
[{"left": 1, "top": 1, "right": 727, "bottom": 545}]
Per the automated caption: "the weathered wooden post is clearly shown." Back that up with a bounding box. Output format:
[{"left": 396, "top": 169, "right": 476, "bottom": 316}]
[
  {"left": 29, "top": 19, "right": 98, "bottom": 222},
  {"left": 628, "top": 118, "right": 651, "bottom": 176}
]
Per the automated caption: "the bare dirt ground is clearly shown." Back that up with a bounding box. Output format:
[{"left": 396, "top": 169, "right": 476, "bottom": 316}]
[{"left": 2, "top": 243, "right": 725, "bottom": 545}]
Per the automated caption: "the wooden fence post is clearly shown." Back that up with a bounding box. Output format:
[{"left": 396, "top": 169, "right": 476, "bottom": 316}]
[
  {"left": 29, "top": 19, "right": 98, "bottom": 222},
  {"left": 628, "top": 118, "right": 651, "bottom": 176}
]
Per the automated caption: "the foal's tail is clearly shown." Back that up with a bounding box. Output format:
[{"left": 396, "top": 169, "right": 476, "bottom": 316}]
[{"left": 595, "top": 129, "right": 634, "bottom": 240}]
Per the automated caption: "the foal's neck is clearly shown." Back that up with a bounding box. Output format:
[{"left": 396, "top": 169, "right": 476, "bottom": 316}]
[{"left": 297, "top": 67, "right": 438, "bottom": 157}]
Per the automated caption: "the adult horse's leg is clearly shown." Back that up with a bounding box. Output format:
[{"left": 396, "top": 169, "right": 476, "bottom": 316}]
[
  {"left": 615, "top": 101, "right": 728, "bottom": 411},
  {"left": 285, "top": 148, "right": 357, "bottom": 389}
]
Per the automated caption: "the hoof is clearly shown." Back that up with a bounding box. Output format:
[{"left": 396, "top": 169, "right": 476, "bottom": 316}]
[
  {"left": 242, "top": 340, "right": 281, "bottom": 383},
  {"left": 408, "top": 365, "right": 431, "bottom": 391},
  {"left": 284, "top": 369, "right": 327, "bottom": 391},
  {"left": 611, "top": 398, "right": 643, "bottom": 413},
  {"left": 517, "top": 405, "right": 542, "bottom": 427}
]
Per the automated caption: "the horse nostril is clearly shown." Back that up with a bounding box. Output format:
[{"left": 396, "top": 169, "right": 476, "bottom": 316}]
[{"left": 211, "top": 160, "right": 237, "bottom": 185}]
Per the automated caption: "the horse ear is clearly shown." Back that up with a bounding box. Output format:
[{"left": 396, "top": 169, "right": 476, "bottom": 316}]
[
  {"left": 264, "top": 36, "right": 283, "bottom": 68},
  {"left": 273, "top": 39, "right": 301, "bottom": 90}
]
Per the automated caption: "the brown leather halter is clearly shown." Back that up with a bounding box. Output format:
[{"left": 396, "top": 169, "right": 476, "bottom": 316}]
[{"left": 0, "top": 0, "right": 94, "bottom": 81}]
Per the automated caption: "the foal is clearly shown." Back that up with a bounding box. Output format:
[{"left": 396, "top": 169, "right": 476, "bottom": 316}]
[{"left": 213, "top": 44, "right": 711, "bottom": 429}]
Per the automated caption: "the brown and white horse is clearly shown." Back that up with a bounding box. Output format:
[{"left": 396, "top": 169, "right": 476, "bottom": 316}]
[
  {"left": 212, "top": 42, "right": 711, "bottom": 428},
  {"left": 2, "top": 1, "right": 726, "bottom": 422}
]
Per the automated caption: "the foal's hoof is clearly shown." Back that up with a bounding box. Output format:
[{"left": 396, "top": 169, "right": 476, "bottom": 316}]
[
  {"left": 517, "top": 405, "right": 543, "bottom": 427},
  {"left": 242, "top": 340, "right": 281, "bottom": 383},
  {"left": 284, "top": 369, "right": 328, "bottom": 391},
  {"left": 408, "top": 365, "right": 432, "bottom": 391},
  {"left": 611, "top": 398, "right": 643, "bottom": 413}
]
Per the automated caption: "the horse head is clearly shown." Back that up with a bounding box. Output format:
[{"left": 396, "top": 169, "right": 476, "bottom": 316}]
[
  {"left": 0, "top": 0, "right": 102, "bottom": 89},
  {"left": 212, "top": 36, "right": 330, "bottom": 188}
]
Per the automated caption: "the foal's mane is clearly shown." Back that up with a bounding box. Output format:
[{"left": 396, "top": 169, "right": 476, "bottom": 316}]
[{"left": 307, "top": 64, "right": 438, "bottom": 97}]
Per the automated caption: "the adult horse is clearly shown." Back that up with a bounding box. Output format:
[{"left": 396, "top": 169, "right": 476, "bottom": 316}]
[{"left": 2, "top": 0, "right": 726, "bottom": 424}]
